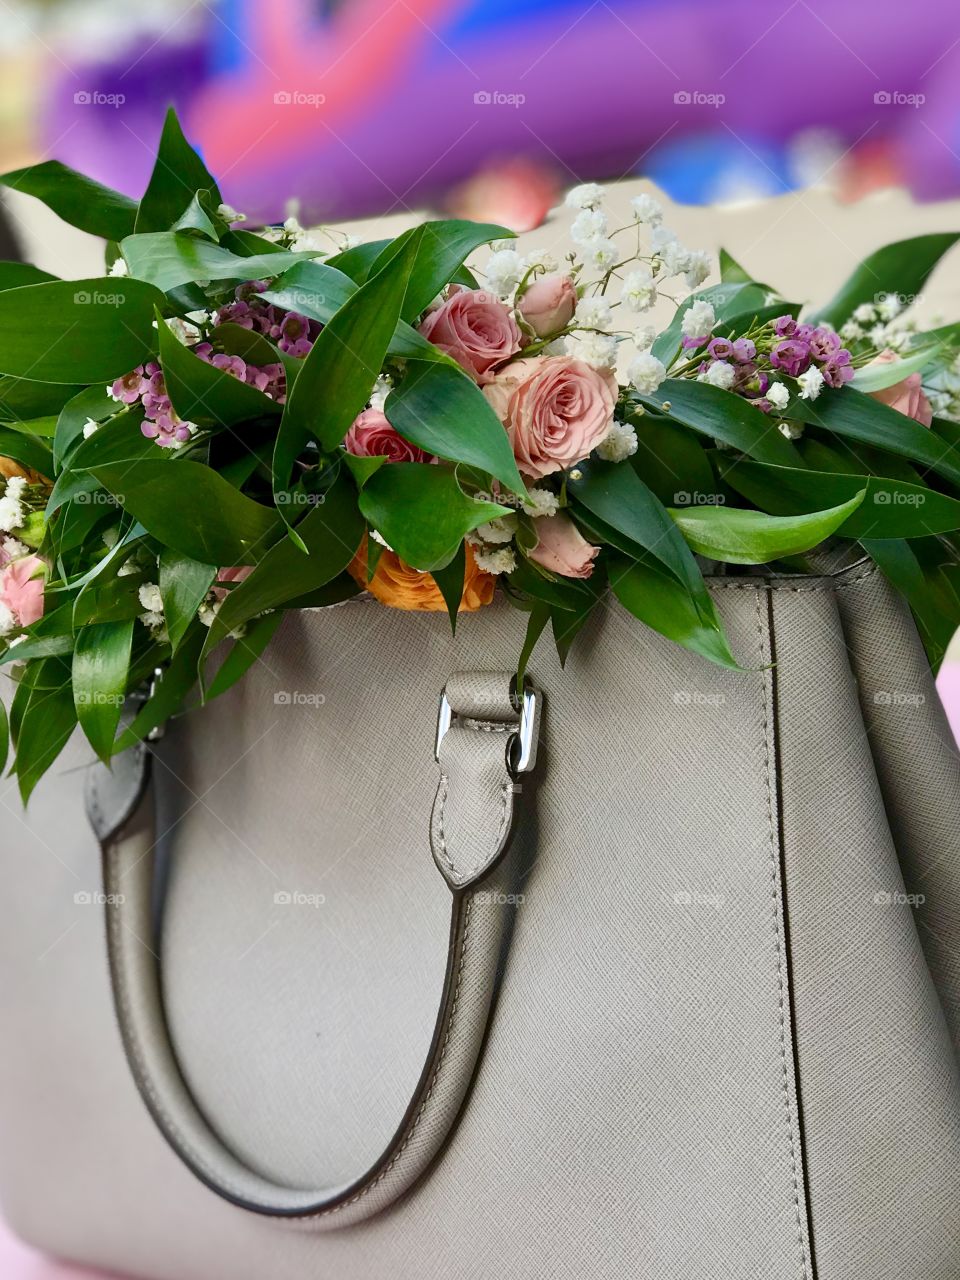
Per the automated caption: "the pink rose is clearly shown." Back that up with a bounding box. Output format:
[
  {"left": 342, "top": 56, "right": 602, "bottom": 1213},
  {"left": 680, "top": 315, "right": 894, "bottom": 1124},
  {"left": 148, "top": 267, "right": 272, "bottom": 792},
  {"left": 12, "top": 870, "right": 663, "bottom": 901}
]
[
  {"left": 343, "top": 409, "right": 428, "bottom": 463},
  {"left": 0, "top": 554, "right": 45, "bottom": 627},
  {"left": 518, "top": 276, "right": 577, "bottom": 338},
  {"left": 211, "top": 565, "right": 253, "bottom": 603},
  {"left": 418, "top": 286, "right": 522, "bottom": 384},
  {"left": 528, "top": 514, "right": 599, "bottom": 579},
  {"left": 867, "top": 350, "right": 933, "bottom": 427},
  {"left": 484, "top": 355, "right": 618, "bottom": 480}
]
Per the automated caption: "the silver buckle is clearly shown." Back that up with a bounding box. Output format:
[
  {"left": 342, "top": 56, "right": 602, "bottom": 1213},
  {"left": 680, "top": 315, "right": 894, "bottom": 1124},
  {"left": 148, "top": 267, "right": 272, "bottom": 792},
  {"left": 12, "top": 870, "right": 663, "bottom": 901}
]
[{"left": 435, "top": 677, "right": 541, "bottom": 778}]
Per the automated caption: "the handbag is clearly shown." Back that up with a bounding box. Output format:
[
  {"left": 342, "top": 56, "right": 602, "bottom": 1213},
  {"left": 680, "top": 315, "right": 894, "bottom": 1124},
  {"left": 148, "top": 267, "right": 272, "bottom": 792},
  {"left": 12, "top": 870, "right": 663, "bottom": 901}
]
[{"left": 1, "top": 555, "right": 959, "bottom": 1279}]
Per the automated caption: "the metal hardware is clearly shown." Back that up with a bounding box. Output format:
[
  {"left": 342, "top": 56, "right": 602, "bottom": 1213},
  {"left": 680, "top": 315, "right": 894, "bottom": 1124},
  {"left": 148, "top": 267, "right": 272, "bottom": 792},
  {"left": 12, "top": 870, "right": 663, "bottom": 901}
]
[{"left": 435, "top": 677, "right": 541, "bottom": 778}]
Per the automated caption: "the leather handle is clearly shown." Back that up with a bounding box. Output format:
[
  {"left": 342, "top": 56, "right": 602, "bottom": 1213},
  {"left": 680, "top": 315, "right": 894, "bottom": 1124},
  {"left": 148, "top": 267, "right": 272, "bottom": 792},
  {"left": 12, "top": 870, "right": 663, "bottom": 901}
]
[{"left": 86, "top": 672, "right": 537, "bottom": 1226}]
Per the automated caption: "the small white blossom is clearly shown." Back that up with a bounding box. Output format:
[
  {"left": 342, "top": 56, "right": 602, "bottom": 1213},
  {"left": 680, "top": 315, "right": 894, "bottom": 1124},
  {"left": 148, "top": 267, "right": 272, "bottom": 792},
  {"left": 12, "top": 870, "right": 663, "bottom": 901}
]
[
  {"left": 565, "top": 330, "right": 619, "bottom": 370},
  {"left": 877, "top": 293, "right": 902, "bottom": 321},
  {"left": 632, "top": 324, "right": 657, "bottom": 352},
  {"left": 108, "top": 257, "right": 128, "bottom": 278},
  {"left": 570, "top": 208, "right": 608, "bottom": 245},
  {"left": 565, "top": 183, "right": 604, "bottom": 210},
  {"left": 82, "top": 418, "right": 99, "bottom": 439},
  {"left": 0, "top": 476, "right": 27, "bottom": 533},
  {"left": 681, "top": 299, "right": 716, "bottom": 339},
  {"left": 139, "top": 610, "right": 166, "bottom": 634},
  {"left": 0, "top": 600, "right": 15, "bottom": 637},
  {"left": 621, "top": 267, "right": 657, "bottom": 313},
  {"left": 117, "top": 562, "right": 138, "bottom": 578},
  {"left": 630, "top": 193, "right": 663, "bottom": 225},
  {"left": 628, "top": 352, "right": 667, "bottom": 393},
  {"left": 197, "top": 602, "right": 220, "bottom": 628},
  {"left": 475, "top": 515, "right": 517, "bottom": 545},
  {"left": 369, "top": 376, "right": 392, "bottom": 411},
  {"left": 519, "top": 248, "right": 558, "bottom": 273},
  {"left": 839, "top": 320, "right": 863, "bottom": 342},
  {"left": 1, "top": 536, "right": 27, "bottom": 560},
  {"left": 521, "top": 487, "right": 560, "bottom": 518},
  {"left": 779, "top": 421, "right": 805, "bottom": 440},
  {"left": 767, "top": 381, "right": 790, "bottom": 410},
  {"left": 217, "top": 202, "right": 246, "bottom": 223},
  {"left": 137, "top": 582, "right": 163, "bottom": 614},
  {"left": 484, "top": 248, "right": 524, "bottom": 298},
  {"left": 853, "top": 302, "right": 876, "bottom": 324},
  {"left": 684, "top": 249, "right": 712, "bottom": 290},
  {"left": 699, "top": 360, "right": 737, "bottom": 390},
  {"left": 797, "top": 365, "right": 824, "bottom": 401},
  {"left": 472, "top": 545, "right": 517, "bottom": 575},
  {"left": 658, "top": 239, "right": 692, "bottom": 278},
  {"left": 573, "top": 296, "right": 615, "bottom": 332},
  {"left": 579, "top": 237, "right": 618, "bottom": 273},
  {"left": 596, "top": 420, "right": 638, "bottom": 462}
]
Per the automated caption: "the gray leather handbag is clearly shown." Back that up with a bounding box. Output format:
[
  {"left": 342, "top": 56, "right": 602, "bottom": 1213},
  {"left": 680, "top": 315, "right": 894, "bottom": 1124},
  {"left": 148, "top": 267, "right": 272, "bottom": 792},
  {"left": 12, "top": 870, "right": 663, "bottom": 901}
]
[{"left": 1, "top": 557, "right": 959, "bottom": 1279}]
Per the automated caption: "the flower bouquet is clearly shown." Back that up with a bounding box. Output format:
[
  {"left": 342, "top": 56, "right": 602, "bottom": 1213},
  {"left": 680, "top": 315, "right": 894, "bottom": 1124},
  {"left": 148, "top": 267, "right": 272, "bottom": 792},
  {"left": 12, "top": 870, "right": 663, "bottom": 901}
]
[{"left": 1, "top": 109, "right": 959, "bottom": 800}]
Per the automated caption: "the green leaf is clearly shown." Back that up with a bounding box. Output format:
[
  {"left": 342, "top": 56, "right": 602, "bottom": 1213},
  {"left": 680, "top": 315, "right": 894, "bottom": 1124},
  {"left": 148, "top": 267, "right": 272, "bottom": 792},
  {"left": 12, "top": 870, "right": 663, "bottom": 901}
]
[
  {"left": 517, "top": 601, "right": 551, "bottom": 684},
  {"left": 201, "top": 470, "right": 364, "bottom": 654},
  {"left": 113, "top": 627, "right": 205, "bottom": 752},
  {"left": 0, "top": 160, "right": 138, "bottom": 241},
  {"left": 47, "top": 406, "right": 156, "bottom": 516},
  {"left": 0, "top": 698, "right": 8, "bottom": 775},
  {"left": 851, "top": 346, "right": 940, "bottom": 392},
  {"left": 385, "top": 361, "right": 525, "bottom": 495},
  {"left": 608, "top": 555, "right": 742, "bottom": 670},
  {"left": 430, "top": 542, "right": 466, "bottom": 630},
  {"left": 786, "top": 387, "right": 960, "bottom": 489},
  {"left": 275, "top": 231, "right": 422, "bottom": 531},
  {"left": 72, "top": 620, "right": 134, "bottom": 763},
  {"left": 507, "top": 556, "right": 581, "bottom": 611},
  {"left": 808, "top": 233, "right": 960, "bottom": 329},
  {"left": 157, "top": 310, "right": 280, "bottom": 426},
  {"left": 639, "top": 380, "right": 803, "bottom": 466},
  {"left": 160, "top": 550, "right": 216, "bottom": 651},
  {"left": 87, "top": 460, "right": 282, "bottom": 565},
  {"left": 170, "top": 190, "right": 222, "bottom": 240},
  {"left": 358, "top": 464, "right": 508, "bottom": 571},
  {"left": 12, "top": 658, "right": 77, "bottom": 803},
  {"left": 325, "top": 238, "right": 393, "bottom": 282},
  {"left": 205, "top": 611, "right": 284, "bottom": 702},
  {"left": 369, "top": 219, "right": 512, "bottom": 322},
  {"left": 652, "top": 283, "right": 771, "bottom": 366},
  {"left": 0, "top": 278, "right": 164, "bottom": 383},
  {"left": 135, "top": 107, "right": 222, "bottom": 234},
  {"left": 0, "top": 263, "right": 57, "bottom": 291},
  {"left": 718, "top": 458, "right": 960, "bottom": 539},
  {"left": 718, "top": 249, "right": 753, "bottom": 283},
  {"left": 52, "top": 386, "right": 116, "bottom": 468},
  {"left": 120, "top": 232, "right": 316, "bottom": 295},
  {"left": 0, "top": 424, "right": 52, "bottom": 476},
  {"left": 631, "top": 415, "right": 716, "bottom": 507},
  {"left": 669, "top": 491, "right": 865, "bottom": 564},
  {"left": 0, "top": 376, "right": 84, "bottom": 420}
]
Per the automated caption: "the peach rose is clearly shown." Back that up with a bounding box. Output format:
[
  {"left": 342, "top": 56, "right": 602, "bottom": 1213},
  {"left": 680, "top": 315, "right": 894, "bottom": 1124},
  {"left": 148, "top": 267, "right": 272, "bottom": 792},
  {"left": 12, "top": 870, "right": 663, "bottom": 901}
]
[
  {"left": 211, "top": 565, "right": 253, "bottom": 602},
  {"left": 343, "top": 408, "right": 428, "bottom": 462},
  {"left": 518, "top": 275, "right": 577, "bottom": 338},
  {"left": 528, "top": 514, "right": 599, "bottom": 579},
  {"left": 348, "top": 539, "right": 494, "bottom": 612},
  {"left": 867, "top": 350, "right": 933, "bottom": 427},
  {"left": 484, "top": 355, "right": 617, "bottom": 480},
  {"left": 418, "top": 286, "right": 522, "bottom": 384},
  {"left": 0, "top": 553, "right": 45, "bottom": 627}
]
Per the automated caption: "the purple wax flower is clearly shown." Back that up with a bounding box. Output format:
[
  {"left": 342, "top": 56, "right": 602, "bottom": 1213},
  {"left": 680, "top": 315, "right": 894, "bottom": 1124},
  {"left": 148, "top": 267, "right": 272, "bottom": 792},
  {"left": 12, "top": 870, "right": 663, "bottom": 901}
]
[
  {"left": 681, "top": 334, "right": 709, "bottom": 350},
  {"left": 707, "top": 337, "right": 735, "bottom": 360},
  {"left": 111, "top": 366, "right": 148, "bottom": 404},
  {"left": 809, "top": 329, "right": 841, "bottom": 362},
  {"left": 754, "top": 397, "right": 773, "bottom": 414},
  {"left": 731, "top": 337, "right": 756, "bottom": 363},
  {"left": 833, "top": 348, "right": 852, "bottom": 366},
  {"left": 210, "top": 353, "right": 248, "bottom": 381},
  {"left": 773, "top": 315, "right": 797, "bottom": 337},
  {"left": 794, "top": 323, "right": 815, "bottom": 343},
  {"left": 769, "top": 339, "right": 811, "bottom": 377},
  {"left": 822, "top": 359, "right": 855, "bottom": 388}
]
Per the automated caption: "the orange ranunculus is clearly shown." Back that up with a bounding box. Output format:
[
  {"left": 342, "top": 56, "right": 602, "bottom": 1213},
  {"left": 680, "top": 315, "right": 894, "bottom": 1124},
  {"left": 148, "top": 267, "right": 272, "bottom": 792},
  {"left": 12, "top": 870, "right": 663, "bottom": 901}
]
[{"left": 348, "top": 539, "right": 495, "bottom": 612}]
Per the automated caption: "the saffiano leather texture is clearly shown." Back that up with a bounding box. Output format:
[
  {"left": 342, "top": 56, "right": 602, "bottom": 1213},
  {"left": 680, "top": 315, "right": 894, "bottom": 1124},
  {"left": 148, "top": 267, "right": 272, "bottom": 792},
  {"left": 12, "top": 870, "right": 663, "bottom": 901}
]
[{"left": 0, "top": 558, "right": 958, "bottom": 1278}]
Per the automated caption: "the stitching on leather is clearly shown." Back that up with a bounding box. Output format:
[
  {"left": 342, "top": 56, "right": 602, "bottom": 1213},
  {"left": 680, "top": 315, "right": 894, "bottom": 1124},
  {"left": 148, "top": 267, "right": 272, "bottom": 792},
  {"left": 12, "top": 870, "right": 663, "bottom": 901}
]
[
  {"left": 755, "top": 592, "right": 810, "bottom": 1280},
  {"left": 106, "top": 843, "right": 254, "bottom": 1201},
  {"left": 710, "top": 563, "right": 879, "bottom": 595},
  {"left": 435, "top": 770, "right": 512, "bottom": 883},
  {"left": 303, "top": 892, "right": 477, "bottom": 1220}
]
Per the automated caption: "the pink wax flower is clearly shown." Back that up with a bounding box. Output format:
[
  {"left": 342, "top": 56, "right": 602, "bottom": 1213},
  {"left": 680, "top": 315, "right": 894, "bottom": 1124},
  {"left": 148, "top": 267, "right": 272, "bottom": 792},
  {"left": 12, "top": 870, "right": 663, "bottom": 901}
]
[{"left": 418, "top": 286, "right": 522, "bottom": 384}]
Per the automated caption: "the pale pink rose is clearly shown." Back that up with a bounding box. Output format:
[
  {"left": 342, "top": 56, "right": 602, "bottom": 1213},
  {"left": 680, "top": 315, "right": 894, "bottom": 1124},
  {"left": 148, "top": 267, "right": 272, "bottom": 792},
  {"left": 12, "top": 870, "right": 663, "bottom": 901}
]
[
  {"left": 484, "top": 355, "right": 618, "bottom": 480},
  {"left": 418, "top": 286, "right": 522, "bottom": 384},
  {"left": 211, "top": 565, "right": 253, "bottom": 603},
  {"left": 343, "top": 409, "right": 428, "bottom": 462},
  {"left": 867, "top": 350, "right": 933, "bottom": 427},
  {"left": 0, "top": 554, "right": 45, "bottom": 626},
  {"left": 529, "top": 514, "right": 599, "bottom": 579},
  {"left": 518, "top": 275, "right": 577, "bottom": 338}
]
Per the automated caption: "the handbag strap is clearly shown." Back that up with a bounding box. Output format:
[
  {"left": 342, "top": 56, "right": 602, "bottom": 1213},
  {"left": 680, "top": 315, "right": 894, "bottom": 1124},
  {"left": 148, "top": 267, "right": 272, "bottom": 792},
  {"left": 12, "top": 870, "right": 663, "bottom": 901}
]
[{"left": 85, "top": 671, "right": 541, "bottom": 1226}]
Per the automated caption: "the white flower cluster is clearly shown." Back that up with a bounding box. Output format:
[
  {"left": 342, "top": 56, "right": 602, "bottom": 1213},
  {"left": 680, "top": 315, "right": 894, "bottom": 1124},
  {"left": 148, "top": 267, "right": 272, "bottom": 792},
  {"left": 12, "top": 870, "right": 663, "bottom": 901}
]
[
  {"left": 596, "top": 420, "right": 638, "bottom": 462},
  {"left": 839, "top": 296, "right": 912, "bottom": 351},
  {"left": 137, "top": 582, "right": 166, "bottom": 635},
  {"left": 0, "top": 475, "right": 27, "bottom": 533},
  {"left": 466, "top": 485, "right": 567, "bottom": 574},
  {"left": 924, "top": 353, "right": 960, "bottom": 422}
]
